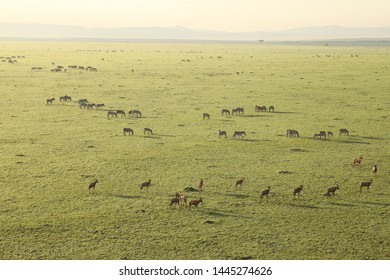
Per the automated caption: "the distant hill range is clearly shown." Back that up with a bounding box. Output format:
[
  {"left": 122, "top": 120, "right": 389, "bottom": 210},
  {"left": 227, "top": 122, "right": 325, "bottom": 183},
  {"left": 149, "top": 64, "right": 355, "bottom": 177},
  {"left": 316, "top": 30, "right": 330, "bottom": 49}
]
[{"left": 1, "top": 23, "right": 390, "bottom": 41}]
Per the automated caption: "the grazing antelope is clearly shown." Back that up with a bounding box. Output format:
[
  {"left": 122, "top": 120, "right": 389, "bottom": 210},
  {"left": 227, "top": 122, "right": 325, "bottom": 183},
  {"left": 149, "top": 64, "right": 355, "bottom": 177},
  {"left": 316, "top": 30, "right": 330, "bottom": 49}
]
[
  {"left": 339, "top": 128, "right": 349, "bottom": 136},
  {"left": 123, "top": 128, "right": 134, "bottom": 135},
  {"left": 360, "top": 180, "right": 372, "bottom": 193},
  {"left": 353, "top": 156, "right": 363, "bottom": 165},
  {"left": 198, "top": 178, "right": 203, "bottom": 192},
  {"left": 221, "top": 109, "right": 230, "bottom": 115},
  {"left": 169, "top": 197, "right": 181, "bottom": 207},
  {"left": 293, "top": 185, "right": 303, "bottom": 197},
  {"left": 144, "top": 128, "right": 153, "bottom": 135},
  {"left": 175, "top": 192, "right": 187, "bottom": 205},
  {"left": 116, "top": 110, "right": 126, "bottom": 117},
  {"left": 325, "top": 185, "right": 339, "bottom": 196},
  {"left": 372, "top": 165, "right": 377, "bottom": 174},
  {"left": 88, "top": 179, "right": 98, "bottom": 191},
  {"left": 203, "top": 113, "right": 210, "bottom": 120},
  {"left": 46, "top": 98, "right": 55, "bottom": 105},
  {"left": 129, "top": 109, "right": 142, "bottom": 117},
  {"left": 140, "top": 179, "right": 152, "bottom": 191},
  {"left": 189, "top": 198, "right": 203, "bottom": 209},
  {"left": 260, "top": 187, "right": 271, "bottom": 200},
  {"left": 235, "top": 178, "right": 245, "bottom": 188},
  {"left": 233, "top": 131, "right": 246, "bottom": 139},
  {"left": 107, "top": 111, "right": 118, "bottom": 118},
  {"left": 218, "top": 130, "right": 227, "bottom": 138}
]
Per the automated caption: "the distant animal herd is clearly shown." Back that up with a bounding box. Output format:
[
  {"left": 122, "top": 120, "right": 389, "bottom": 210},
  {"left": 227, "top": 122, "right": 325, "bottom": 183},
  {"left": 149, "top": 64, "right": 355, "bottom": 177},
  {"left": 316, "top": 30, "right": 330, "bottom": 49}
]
[{"left": 45, "top": 95, "right": 378, "bottom": 209}]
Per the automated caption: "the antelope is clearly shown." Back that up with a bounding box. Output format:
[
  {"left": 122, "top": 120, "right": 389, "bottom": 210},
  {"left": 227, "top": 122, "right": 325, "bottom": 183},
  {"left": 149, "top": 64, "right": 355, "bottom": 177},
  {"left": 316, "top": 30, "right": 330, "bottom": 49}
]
[
  {"left": 325, "top": 185, "right": 339, "bottom": 196},
  {"left": 372, "top": 165, "right": 377, "bottom": 174},
  {"left": 123, "top": 128, "right": 134, "bottom": 135},
  {"left": 218, "top": 130, "right": 227, "bottom": 138},
  {"left": 170, "top": 197, "right": 181, "bottom": 207},
  {"left": 353, "top": 156, "right": 363, "bottom": 165},
  {"left": 175, "top": 192, "right": 187, "bottom": 205},
  {"left": 189, "top": 198, "right": 203, "bottom": 209},
  {"left": 235, "top": 178, "right": 245, "bottom": 188},
  {"left": 293, "top": 185, "right": 303, "bottom": 197},
  {"left": 360, "top": 180, "right": 372, "bottom": 193},
  {"left": 203, "top": 113, "right": 210, "bottom": 120},
  {"left": 260, "top": 187, "right": 271, "bottom": 200},
  {"left": 59, "top": 95, "right": 71, "bottom": 102},
  {"left": 140, "top": 179, "right": 151, "bottom": 191},
  {"left": 96, "top": 103, "right": 105, "bottom": 109},
  {"left": 327, "top": 131, "right": 333, "bottom": 138},
  {"left": 46, "top": 98, "right": 55, "bottom": 105},
  {"left": 88, "top": 179, "right": 98, "bottom": 191},
  {"left": 198, "top": 178, "right": 203, "bottom": 192},
  {"left": 79, "top": 102, "right": 88, "bottom": 109}
]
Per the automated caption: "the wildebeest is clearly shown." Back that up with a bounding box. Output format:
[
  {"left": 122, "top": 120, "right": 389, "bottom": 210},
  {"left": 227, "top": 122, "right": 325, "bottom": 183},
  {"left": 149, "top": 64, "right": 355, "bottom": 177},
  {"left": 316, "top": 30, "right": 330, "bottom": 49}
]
[
  {"left": 88, "top": 179, "right": 98, "bottom": 191},
  {"left": 189, "top": 198, "right": 203, "bottom": 209},
  {"left": 339, "top": 128, "right": 349, "bottom": 136},
  {"left": 123, "top": 128, "right": 134, "bottom": 135},
  {"left": 325, "top": 185, "right": 339, "bottom": 196},
  {"left": 260, "top": 187, "right": 271, "bottom": 200},
  {"left": 269, "top": 106, "right": 275, "bottom": 112},
  {"left": 203, "top": 113, "right": 210, "bottom": 120},
  {"left": 221, "top": 109, "right": 230, "bottom": 115},
  {"left": 140, "top": 179, "right": 152, "bottom": 191},
  {"left": 353, "top": 156, "right": 363, "bottom": 165},
  {"left": 293, "top": 185, "right": 303, "bottom": 197},
  {"left": 235, "top": 178, "right": 245, "bottom": 188},
  {"left": 46, "top": 98, "right": 55, "bottom": 105},
  {"left": 144, "top": 128, "right": 153, "bottom": 135},
  {"left": 218, "top": 130, "right": 227, "bottom": 138},
  {"left": 129, "top": 109, "right": 142, "bottom": 117},
  {"left": 107, "top": 111, "right": 118, "bottom": 118},
  {"left": 59, "top": 95, "right": 71, "bottom": 102},
  {"left": 360, "top": 179, "right": 373, "bottom": 193},
  {"left": 233, "top": 131, "right": 246, "bottom": 139},
  {"left": 286, "top": 129, "right": 299, "bottom": 137},
  {"left": 116, "top": 110, "right": 126, "bottom": 117}
]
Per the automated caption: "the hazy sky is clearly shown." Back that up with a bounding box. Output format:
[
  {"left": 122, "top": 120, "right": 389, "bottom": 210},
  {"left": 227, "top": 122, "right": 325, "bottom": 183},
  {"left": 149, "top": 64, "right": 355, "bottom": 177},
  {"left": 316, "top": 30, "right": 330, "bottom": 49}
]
[{"left": 1, "top": 0, "right": 390, "bottom": 32}]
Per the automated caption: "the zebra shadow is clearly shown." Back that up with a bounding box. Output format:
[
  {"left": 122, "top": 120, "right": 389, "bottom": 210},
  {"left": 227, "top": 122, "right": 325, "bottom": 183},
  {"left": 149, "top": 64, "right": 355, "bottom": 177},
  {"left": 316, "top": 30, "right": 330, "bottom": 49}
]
[
  {"left": 288, "top": 203, "right": 319, "bottom": 209},
  {"left": 110, "top": 194, "right": 143, "bottom": 199}
]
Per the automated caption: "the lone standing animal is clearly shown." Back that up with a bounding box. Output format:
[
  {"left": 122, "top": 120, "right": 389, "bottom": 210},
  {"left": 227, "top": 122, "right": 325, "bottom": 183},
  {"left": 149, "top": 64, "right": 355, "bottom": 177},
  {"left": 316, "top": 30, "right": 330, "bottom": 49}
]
[
  {"left": 372, "top": 165, "right": 377, "bottom": 174},
  {"left": 325, "top": 185, "right": 339, "bottom": 196},
  {"left": 198, "top": 178, "right": 203, "bottom": 192},
  {"left": 260, "top": 187, "right": 271, "bottom": 200},
  {"left": 360, "top": 180, "right": 373, "bottom": 193},
  {"left": 88, "top": 179, "right": 98, "bottom": 191},
  {"left": 293, "top": 185, "right": 303, "bottom": 197},
  {"left": 235, "top": 178, "right": 245, "bottom": 188},
  {"left": 353, "top": 156, "right": 363, "bottom": 165},
  {"left": 140, "top": 179, "right": 152, "bottom": 191}
]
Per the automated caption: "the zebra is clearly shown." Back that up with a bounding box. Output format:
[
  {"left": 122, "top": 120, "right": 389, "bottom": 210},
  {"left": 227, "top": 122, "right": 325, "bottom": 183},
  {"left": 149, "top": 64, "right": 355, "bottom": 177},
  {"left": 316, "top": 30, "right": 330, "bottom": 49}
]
[
  {"left": 339, "top": 128, "right": 349, "bottom": 136},
  {"left": 327, "top": 131, "right": 333, "bottom": 138},
  {"left": 79, "top": 102, "right": 88, "bottom": 109},
  {"left": 221, "top": 109, "right": 230, "bottom": 115},
  {"left": 78, "top": 98, "right": 88, "bottom": 103},
  {"left": 129, "top": 110, "right": 142, "bottom": 117},
  {"left": 269, "top": 106, "right": 275, "bottom": 112},
  {"left": 144, "top": 128, "right": 153, "bottom": 135},
  {"left": 87, "top": 103, "right": 96, "bottom": 109},
  {"left": 59, "top": 95, "right": 71, "bottom": 102},
  {"left": 107, "top": 111, "right": 118, "bottom": 119},
  {"left": 233, "top": 131, "right": 246, "bottom": 139},
  {"left": 218, "top": 130, "right": 227, "bottom": 138},
  {"left": 203, "top": 113, "right": 210, "bottom": 120},
  {"left": 123, "top": 128, "right": 134, "bottom": 135},
  {"left": 46, "top": 98, "right": 55, "bottom": 105},
  {"left": 286, "top": 129, "right": 299, "bottom": 137},
  {"left": 96, "top": 104, "right": 105, "bottom": 109},
  {"left": 116, "top": 110, "right": 126, "bottom": 117}
]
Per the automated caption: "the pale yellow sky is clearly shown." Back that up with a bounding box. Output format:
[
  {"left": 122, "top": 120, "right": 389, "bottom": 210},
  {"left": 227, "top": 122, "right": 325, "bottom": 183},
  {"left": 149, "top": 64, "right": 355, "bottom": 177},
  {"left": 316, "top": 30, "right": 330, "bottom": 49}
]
[{"left": 1, "top": 0, "right": 390, "bottom": 32}]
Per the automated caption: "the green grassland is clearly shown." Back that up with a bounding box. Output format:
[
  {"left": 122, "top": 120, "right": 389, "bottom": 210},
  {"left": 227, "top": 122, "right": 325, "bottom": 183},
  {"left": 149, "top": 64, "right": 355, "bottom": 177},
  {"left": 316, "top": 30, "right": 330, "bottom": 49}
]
[{"left": 0, "top": 41, "right": 389, "bottom": 260}]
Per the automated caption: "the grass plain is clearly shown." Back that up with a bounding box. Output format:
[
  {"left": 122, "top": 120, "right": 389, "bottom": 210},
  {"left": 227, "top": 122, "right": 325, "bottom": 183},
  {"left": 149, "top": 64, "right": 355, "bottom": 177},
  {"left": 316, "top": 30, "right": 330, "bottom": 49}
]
[{"left": 0, "top": 41, "right": 389, "bottom": 260}]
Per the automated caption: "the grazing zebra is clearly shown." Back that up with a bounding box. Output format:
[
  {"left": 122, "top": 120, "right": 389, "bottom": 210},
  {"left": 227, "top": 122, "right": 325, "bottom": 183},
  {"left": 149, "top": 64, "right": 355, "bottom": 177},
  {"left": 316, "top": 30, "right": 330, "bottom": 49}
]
[
  {"left": 203, "top": 113, "right": 210, "bottom": 120},
  {"left": 232, "top": 108, "right": 238, "bottom": 115},
  {"left": 78, "top": 98, "right": 88, "bottom": 103},
  {"left": 59, "top": 95, "right": 71, "bottom": 102},
  {"left": 221, "top": 109, "right": 230, "bottom": 115},
  {"left": 87, "top": 103, "right": 96, "bottom": 109},
  {"left": 218, "top": 130, "right": 227, "bottom": 138},
  {"left": 96, "top": 103, "right": 105, "bottom": 109},
  {"left": 339, "top": 128, "right": 349, "bottom": 136},
  {"left": 116, "top": 110, "right": 126, "bottom": 117},
  {"left": 269, "top": 106, "right": 275, "bottom": 112},
  {"left": 233, "top": 131, "right": 246, "bottom": 138},
  {"left": 129, "top": 109, "right": 142, "bottom": 117},
  {"left": 236, "top": 107, "right": 244, "bottom": 114},
  {"left": 286, "top": 129, "right": 299, "bottom": 137},
  {"left": 79, "top": 102, "right": 88, "bottom": 109},
  {"left": 107, "top": 111, "right": 118, "bottom": 118},
  {"left": 123, "top": 128, "right": 134, "bottom": 135},
  {"left": 255, "top": 105, "right": 261, "bottom": 112},
  {"left": 144, "top": 128, "right": 153, "bottom": 135},
  {"left": 327, "top": 131, "right": 333, "bottom": 138},
  {"left": 46, "top": 98, "right": 55, "bottom": 105}
]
